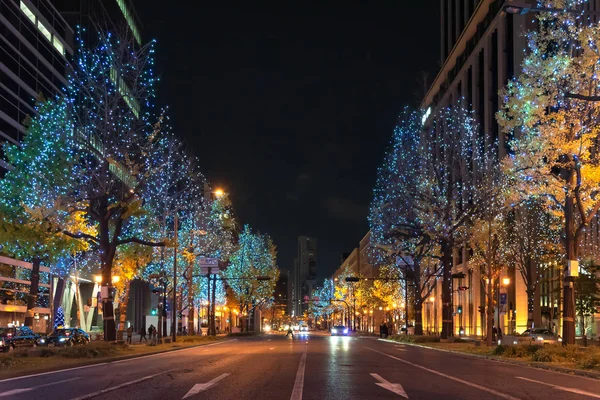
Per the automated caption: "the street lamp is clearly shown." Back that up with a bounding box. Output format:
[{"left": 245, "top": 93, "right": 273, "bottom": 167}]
[
  {"left": 214, "top": 189, "right": 224, "bottom": 198},
  {"left": 498, "top": 277, "right": 511, "bottom": 338}
]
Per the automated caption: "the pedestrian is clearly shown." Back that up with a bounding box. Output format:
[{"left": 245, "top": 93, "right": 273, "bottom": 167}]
[
  {"left": 182, "top": 326, "right": 187, "bottom": 336},
  {"left": 140, "top": 325, "right": 147, "bottom": 342},
  {"left": 498, "top": 327, "right": 503, "bottom": 342},
  {"left": 286, "top": 326, "right": 294, "bottom": 338},
  {"left": 379, "top": 323, "right": 384, "bottom": 338},
  {"left": 148, "top": 324, "right": 156, "bottom": 342},
  {"left": 492, "top": 326, "right": 497, "bottom": 342},
  {"left": 382, "top": 323, "right": 388, "bottom": 338},
  {"left": 126, "top": 326, "right": 133, "bottom": 344}
]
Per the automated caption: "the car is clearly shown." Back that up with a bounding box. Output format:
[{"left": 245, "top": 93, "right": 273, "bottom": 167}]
[
  {"left": 331, "top": 326, "right": 349, "bottom": 336},
  {"left": 43, "top": 328, "right": 91, "bottom": 347},
  {"left": 299, "top": 325, "right": 308, "bottom": 332},
  {"left": 521, "top": 328, "right": 560, "bottom": 344},
  {"left": 0, "top": 326, "right": 42, "bottom": 352}
]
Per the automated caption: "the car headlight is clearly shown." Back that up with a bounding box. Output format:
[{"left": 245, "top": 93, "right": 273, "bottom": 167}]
[
  {"left": 39, "top": 339, "right": 45, "bottom": 344},
  {"left": 537, "top": 336, "right": 544, "bottom": 341},
  {"left": 331, "top": 329, "right": 337, "bottom": 334},
  {"left": 343, "top": 328, "right": 348, "bottom": 334},
  {"left": 558, "top": 337, "right": 563, "bottom": 342},
  {"left": 59, "top": 338, "right": 67, "bottom": 342}
]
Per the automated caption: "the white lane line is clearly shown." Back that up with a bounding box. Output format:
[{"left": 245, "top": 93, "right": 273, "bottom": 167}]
[
  {"left": 0, "top": 363, "right": 107, "bottom": 384},
  {"left": 365, "top": 347, "right": 521, "bottom": 400},
  {"left": 516, "top": 376, "right": 600, "bottom": 398},
  {"left": 112, "top": 339, "right": 238, "bottom": 364},
  {"left": 70, "top": 369, "right": 176, "bottom": 400},
  {"left": 0, "top": 377, "right": 80, "bottom": 397},
  {"left": 290, "top": 349, "right": 307, "bottom": 400},
  {"left": 182, "top": 373, "right": 230, "bottom": 399}
]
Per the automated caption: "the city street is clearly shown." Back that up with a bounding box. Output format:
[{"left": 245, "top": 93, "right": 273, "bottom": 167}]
[{"left": 0, "top": 334, "right": 598, "bottom": 400}]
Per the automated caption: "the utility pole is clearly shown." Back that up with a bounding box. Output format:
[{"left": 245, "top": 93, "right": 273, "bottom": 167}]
[{"left": 172, "top": 214, "right": 178, "bottom": 342}]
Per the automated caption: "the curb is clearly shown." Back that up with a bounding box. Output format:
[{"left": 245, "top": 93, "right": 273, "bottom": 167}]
[
  {"left": 377, "top": 338, "right": 600, "bottom": 380},
  {"left": 0, "top": 338, "right": 232, "bottom": 381}
]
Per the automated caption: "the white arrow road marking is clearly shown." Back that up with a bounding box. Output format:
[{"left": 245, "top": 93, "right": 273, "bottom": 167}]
[
  {"left": 0, "top": 377, "right": 80, "bottom": 397},
  {"left": 182, "top": 373, "right": 230, "bottom": 399},
  {"left": 516, "top": 376, "right": 600, "bottom": 399},
  {"left": 371, "top": 373, "right": 409, "bottom": 398},
  {"left": 72, "top": 369, "right": 176, "bottom": 400},
  {"left": 290, "top": 349, "right": 307, "bottom": 400},
  {"left": 365, "top": 347, "right": 521, "bottom": 400}
]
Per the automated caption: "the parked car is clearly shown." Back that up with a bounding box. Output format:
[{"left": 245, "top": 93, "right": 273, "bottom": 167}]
[
  {"left": 521, "top": 328, "right": 561, "bottom": 344},
  {"left": 331, "top": 326, "right": 349, "bottom": 336},
  {"left": 0, "top": 326, "right": 42, "bottom": 352},
  {"left": 43, "top": 328, "right": 91, "bottom": 347}
]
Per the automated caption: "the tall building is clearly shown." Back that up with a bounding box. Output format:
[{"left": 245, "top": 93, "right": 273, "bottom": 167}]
[
  {"left": 292, "top": 236, "right": 317, "bottom": 317},
  {"left": 422, "top": 0, "right": 600, "bottom": 337},
  {"left": 0, "top": 0, "right": 73, "bottom": 172}
]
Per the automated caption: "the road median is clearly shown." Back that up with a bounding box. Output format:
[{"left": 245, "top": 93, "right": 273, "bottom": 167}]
[
  {"left": 379, "top": 335, "right": 600, "bottom": 380},
  {"left": 0, "top": 335, "right": 228, "bottom": 380}
]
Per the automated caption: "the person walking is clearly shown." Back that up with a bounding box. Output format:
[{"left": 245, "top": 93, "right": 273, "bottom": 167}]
[
  {"left": 139, "top": 325, "right": 147, "bottom": 343},
  {"left": 149, "top": 324, "right": 156, "bottom": 343},
  {"left": 126, "top": 326, "right": 133, "bottom": 344}
]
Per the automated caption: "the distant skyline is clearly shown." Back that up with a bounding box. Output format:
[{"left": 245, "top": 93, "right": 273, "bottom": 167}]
[{"left": 135, "top": 2, "right": 440, "bottom": 278}]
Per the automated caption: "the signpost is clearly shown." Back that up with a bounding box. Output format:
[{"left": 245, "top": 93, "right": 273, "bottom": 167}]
[{"left": 198, "top": 257, "right": 221, "bottom": 335}]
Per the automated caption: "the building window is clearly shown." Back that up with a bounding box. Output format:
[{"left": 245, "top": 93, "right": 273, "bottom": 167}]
[
  {"left": 19, "top": 1, "right": 36, "bottom": 24},
  {"left": 19, "top": 1, "right": 65, "bottom": 58},
  {"left": 116, "top": 0, "right": 142, "bottom": 45},
  {"left": 36, "top": 20, "right": 51, "bottom": 41},
  {"left": 52, "top": 37, "right": 65, "bottom": 56}
]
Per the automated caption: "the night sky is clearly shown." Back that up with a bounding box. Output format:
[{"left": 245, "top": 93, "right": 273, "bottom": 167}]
[{"left": 135, "top": 2, "right": 440, "bottom": 279}]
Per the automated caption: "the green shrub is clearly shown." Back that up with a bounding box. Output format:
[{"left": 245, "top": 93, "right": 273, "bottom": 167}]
[
  {"left": 59, "top": 343, "right": 122, "bottom": 359},
  {"left": 491, "top": 345, "right": 507, "bottom": 355},
  {"left": 531, "top": 348, "right": 554, "bottom": 362},
  {"left": 387, "top": 335, "right": 440, "bottom": 343},
  {"left": 577, "top": 354, "right": 600, "bottom": 370}
]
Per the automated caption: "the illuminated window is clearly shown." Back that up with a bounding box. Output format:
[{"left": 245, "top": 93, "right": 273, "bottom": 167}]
[
  {"left": 36, "top": 20, "right": 51, "bottom": 41},
  {"left": 52, "top": 37, "right": 64, "bottom": 55},
  {"left": 115, "top": 0, "right": 142, "bottom": 45},
  {"left": 19, "top": 1, "right": 35, "bottom": 24},
  {"left": 109, "top": 66, "right": 141, "bottom": 118}
]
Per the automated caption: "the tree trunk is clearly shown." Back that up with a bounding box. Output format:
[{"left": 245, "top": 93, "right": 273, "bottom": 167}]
[
  {"left": 526, "top": 290, "right": 535, "bottom": 329},
  {"left": 102, "top": 262, "right": 116, "bottom": 341},
  {"left": 563, "top": 191, "right": 577, "bottom": 345},
  {"left": 440, "top": 241, "right": 453, "bottom": 339},
  {"left": 24, "top": 257, "right": 41, "bottom": 328},
  {"left": 117, "top": 281, "right": 131, "bottom": 341},
  {"left": 414, "top": 296, "right": 424, "bottom": 335},
  {"left": 52, "top": 277, "right": 66, "bottom": 331},
  {"left": 486, "top": 275, "right": 495, "bottom": 346},
  {"left": 187, "top": 264, "right": 194, "bottom": 335}
]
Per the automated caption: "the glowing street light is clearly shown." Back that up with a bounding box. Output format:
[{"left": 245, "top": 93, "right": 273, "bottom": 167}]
[{"left": 214, "top": 189, "right": 224, "bottom": 198}]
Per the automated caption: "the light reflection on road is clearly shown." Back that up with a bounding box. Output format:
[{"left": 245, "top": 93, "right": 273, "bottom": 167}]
[{"left": 329, "top": 335, "right": 351, "bottom": 352}]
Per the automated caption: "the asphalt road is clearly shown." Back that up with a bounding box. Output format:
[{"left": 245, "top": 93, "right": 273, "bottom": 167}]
[{"left": 0, "top": 333, "right": 599, "bottom": 400}]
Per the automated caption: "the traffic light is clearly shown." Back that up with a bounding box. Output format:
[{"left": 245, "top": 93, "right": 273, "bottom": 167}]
[
  {"left": 151, "top": 308, "right": 157, "bottom": 316},
  {"left": 457, "top": 306, "right": 463, "bottom": 314},
  {"left": 478, "top": 306, "right": 485, "bottom": 314}
]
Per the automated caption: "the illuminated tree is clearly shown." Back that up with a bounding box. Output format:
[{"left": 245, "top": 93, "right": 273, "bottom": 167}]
[
  {"left": 58, "top": 27, "right": 165, "bottom": 341},
  {"left": 503, "top": 200, "right": 562, "bottom": 329},
  {"left": 0, "top": 99, "right": 92, "bottom": 328},
  {"left": 498, "top": 0, "right": 600, "bottom": 344},
  {"left": 369, "top": 109, "right": 441, "bottom": 335},
  {"left": 224, "top": 225, "right": 279, "bottom": 332}
]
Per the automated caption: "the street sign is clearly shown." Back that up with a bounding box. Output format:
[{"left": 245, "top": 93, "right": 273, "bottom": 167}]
[
  {"left": 396, "top": 256, "right": 414, "bottom": 266},
  {"left": 198, "top": 257, "right": 219, "bottom": 275},
  {"left": 500, "top": 293, "right": 507, "bottom": 305}
]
